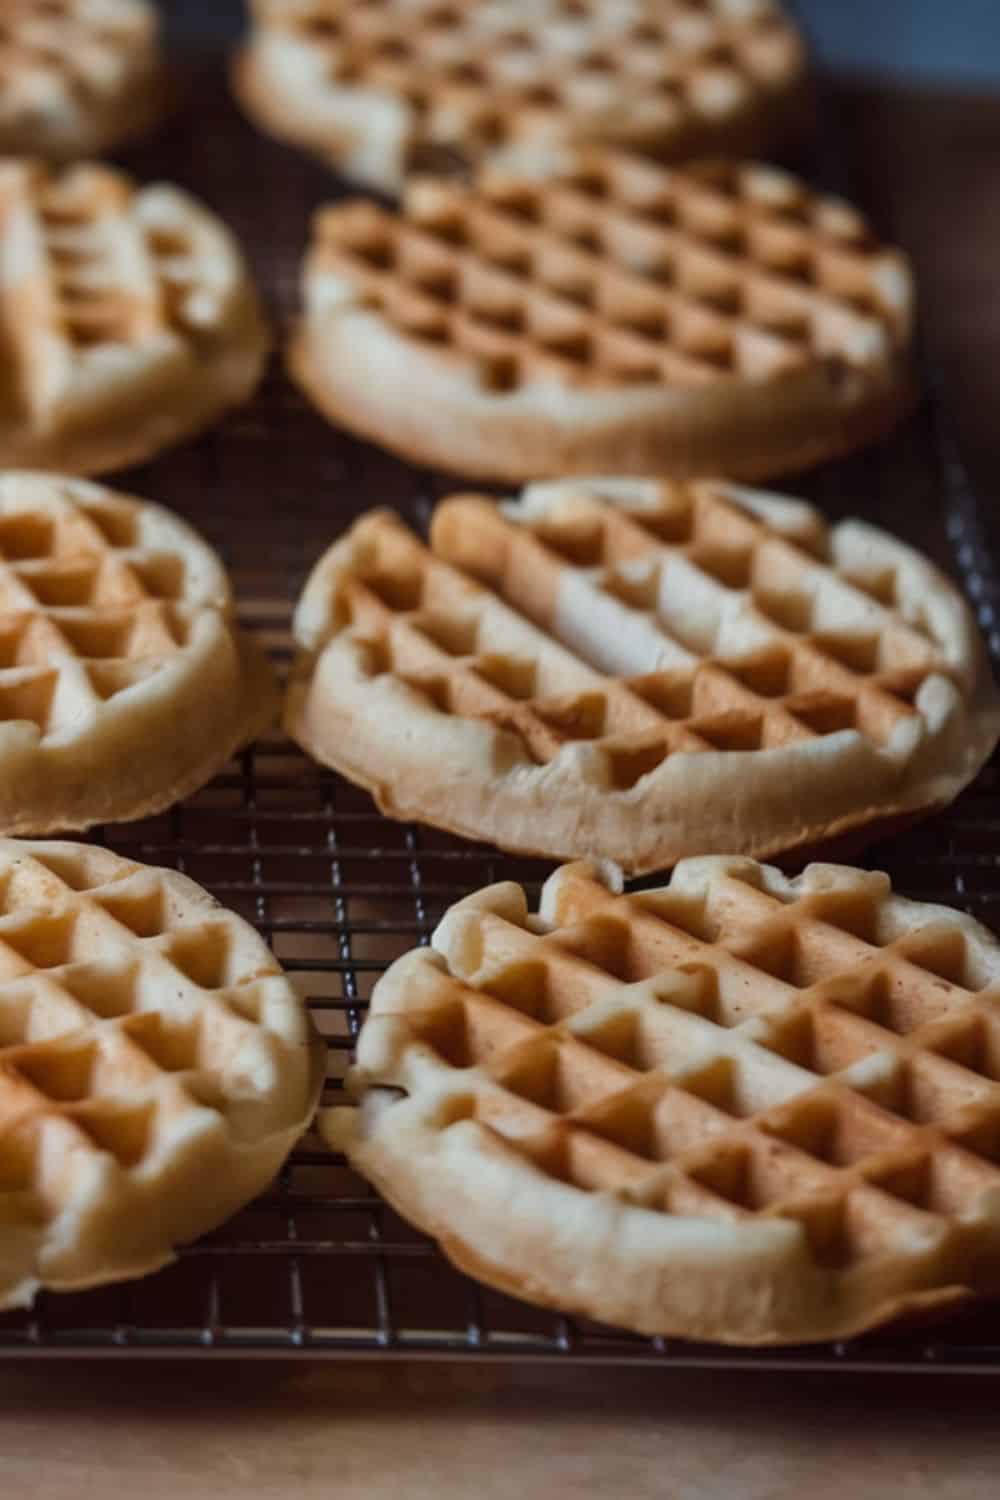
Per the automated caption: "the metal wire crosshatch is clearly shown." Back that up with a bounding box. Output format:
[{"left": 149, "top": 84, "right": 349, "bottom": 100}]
[{"left": 3, "top": 26, "right": 1000, "bottom": 1368}]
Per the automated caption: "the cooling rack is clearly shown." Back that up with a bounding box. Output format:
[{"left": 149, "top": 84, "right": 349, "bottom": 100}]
[{"left": 3, "top": 21, "right": 1000, "bottom": 1368}]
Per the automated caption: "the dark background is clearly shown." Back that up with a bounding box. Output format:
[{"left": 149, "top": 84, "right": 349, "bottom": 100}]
[{"left": 159, "top": 1, "right": 1000, "bottom": 85}]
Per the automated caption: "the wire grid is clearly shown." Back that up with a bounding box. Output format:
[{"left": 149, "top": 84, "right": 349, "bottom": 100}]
[{"left": 2, "top": 49, "right": 1000, "bottom": 1368}]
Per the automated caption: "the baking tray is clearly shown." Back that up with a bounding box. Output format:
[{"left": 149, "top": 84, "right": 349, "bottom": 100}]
[{"left": 4, "top": 24, "right": 1000, "bottom": 1368}]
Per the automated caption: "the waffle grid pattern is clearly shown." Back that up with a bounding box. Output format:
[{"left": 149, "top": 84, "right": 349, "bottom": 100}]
[
  {"left": 322, "top": 482, "right": 946, "bottom": 800},
  {"left": 0, "top": 1, "right": 150, "bottom": 108},
  {"left": 252, "top": 0, "right": 805, "bottom": 167},
  {"left": 312, "top": 155, "right": 904, "bottom": 396},
  {"left": 399, "top": 863, "right": 1000, "bottom": 1278},
  {"left": 0, "top": 488, "right": 192, "bottom": 743},
  {"left": 1, "top": 161, "right": 222, "bottom": 421},
  {"left": 1, "top": 13, "right": 999, "bottom": 1366},
  {"left": 0, "top": 842, "right": 289, "bottom": 1202}
]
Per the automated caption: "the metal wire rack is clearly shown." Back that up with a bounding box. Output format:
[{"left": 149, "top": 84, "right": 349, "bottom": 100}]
[{"left": 3, "top": 31, "right": 1000, "bottom": 1368}]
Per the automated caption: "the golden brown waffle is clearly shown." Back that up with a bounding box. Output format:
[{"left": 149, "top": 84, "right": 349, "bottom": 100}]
[
  {"left": 324, "top": 856, "right": 1000, "bottom": 1344},
  {"left": 0, "top": 472, "right": 278, "bottom": 835},
  {"left": 286, "top": 478, "right": 999, "bottom": 873},
  {"left": 0, "top": 1, "right": 162, "bottom": 159},
  {"left": 0, "top": 159, "right": 269, "bottom": 476},
  {"left": 236, "top": 0, "right": 809, "bottom": 195},
  {"left": 0, "top": 839, "right": 323, "bottom": 1307},
  {"left": 289, "top": 150, "right": 914, "bottom": 481}
]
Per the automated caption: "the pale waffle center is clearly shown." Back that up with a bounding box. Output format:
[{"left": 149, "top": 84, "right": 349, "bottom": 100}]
[
  {"left": 398, "top": 862, "right": 1000, "bottom": 1272},
  {"left": 271, "top": 0, "right": 804, "bottom": 163},
  {"left": 0, "top": 842, "right": 298, "bottom": 1234},
  {"left": 0, "top": 486, "right": 199, "bottom": 744},
  {"left": 330, "top": 483, "right": 944, "bottom": 788},
  {"left": 309, "top": 153, "right": 904, "bottom": 395}
]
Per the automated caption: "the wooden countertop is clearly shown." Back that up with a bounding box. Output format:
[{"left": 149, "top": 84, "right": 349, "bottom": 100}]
[
  {"left": 9, "top": 80, "right": 1000, "bottom": 1499},
  {"left": 5, "top": 1360, "right": 1000, "bottom": 1497}
]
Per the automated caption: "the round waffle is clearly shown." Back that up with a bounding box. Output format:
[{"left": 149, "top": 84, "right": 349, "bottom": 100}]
[
  {"left": 325, "top": 856, "right": 1000, "bottom": 1344},
  {"left": 285, "top": 478, "right": 999, "bottom": 874},
  {"left": 0, "top": 839, "right": 324, "bottom": 1308},
  {"left": 235, "top": 0, "right": 809, "bottom": 196},
  {"left": 0, "top": 1, "right": 162, "bottom": 159},
  {"left": 0, "top": 159, "right": 270, "bottom": 477},
  {"left": 289, "top": 150, "right": 914, "bottom": 481},
  {"left": 0, "top": 472, "right": 277, "bottom": 835}
]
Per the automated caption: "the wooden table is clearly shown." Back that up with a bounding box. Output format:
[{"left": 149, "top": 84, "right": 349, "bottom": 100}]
[
  {"left": 7, "top": 82, "right": 1000, "bottom": 1499},
  {"left": 4, "top": 1359, "right": 1000, "bottom": 1497}
]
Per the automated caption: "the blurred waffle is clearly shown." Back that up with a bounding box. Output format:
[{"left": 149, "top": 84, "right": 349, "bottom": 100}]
[
  {"left": 290, "top": 150, "right": 913, "bottom": 480},
  {"left": 0, "top": 160, "right": 269, "bottom": 476},
  {"left": 236, "top": 0, "right": 809, "bottom": 195},
  {"left": 0, "top": 1, "right": 162, "bottom": 159},
  {"left": 325, "top": 855, "right": 1000, "bottom": 1343},
  {"left": 0, "top": 472, "right": 277, "bottom": 834}
]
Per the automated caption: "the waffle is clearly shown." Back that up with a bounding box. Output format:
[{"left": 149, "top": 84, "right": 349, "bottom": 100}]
[
  {"left": 289, "top": 150, "right": 914, "bottom": 481},
  {"left": 0, "top": 1, "right": 162, "bottom": 159},
  {"left": 0, "top": 159, "right": 270, "bottom": 476},
  {"left": 286, "top": 478, "right": 999, "bottom": 873},
  {"left": 235, "top": 0, "right": 810, "bottom": 196},
  {"left": 0, "top": 471, "right": 278, "bottom": 835},
  {"left": 324, "top": 856, "right": 1000, "bottom": 1344},
  {"left": 0, "top": 838, "right": 324, "bottom": 1307}
]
